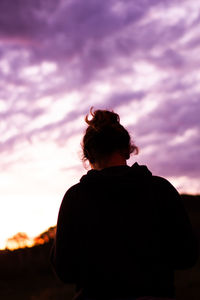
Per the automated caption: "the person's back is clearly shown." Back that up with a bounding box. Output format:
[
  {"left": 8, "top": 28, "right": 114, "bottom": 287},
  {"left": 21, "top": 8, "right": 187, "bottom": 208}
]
[{"left": 51, "top": 108, "right": 199, "bottom": 300}]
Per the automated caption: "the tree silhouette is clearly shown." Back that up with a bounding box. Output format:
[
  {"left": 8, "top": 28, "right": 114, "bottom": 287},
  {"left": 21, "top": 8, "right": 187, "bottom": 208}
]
[
  {"left": 6, "top": 232, "right": 33, "bottom": 250},
  {"left": 34, "top": 226, "right": 56, "bottom": 245}
]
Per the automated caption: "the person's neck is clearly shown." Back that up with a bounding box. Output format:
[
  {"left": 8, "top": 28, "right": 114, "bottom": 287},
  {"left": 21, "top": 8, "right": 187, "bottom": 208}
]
[{"left": 91, "top": 152, "right": 127, "bottom": 170}]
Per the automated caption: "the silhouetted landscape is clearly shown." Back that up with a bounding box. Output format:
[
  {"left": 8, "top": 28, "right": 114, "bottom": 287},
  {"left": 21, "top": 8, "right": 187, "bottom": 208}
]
[{"left": 0, "top": 194, "right": 199, "bottom": 300}]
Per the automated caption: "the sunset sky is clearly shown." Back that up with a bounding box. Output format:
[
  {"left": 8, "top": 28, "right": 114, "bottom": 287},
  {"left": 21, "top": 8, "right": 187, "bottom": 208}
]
[{"left": 0, "top": 0, "right": 200, "bottom": 249}]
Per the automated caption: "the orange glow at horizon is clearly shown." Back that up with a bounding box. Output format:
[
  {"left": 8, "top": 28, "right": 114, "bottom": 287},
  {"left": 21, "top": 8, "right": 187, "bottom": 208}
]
[{"left": 4, "top": 227, "right": 56, "bottom": 251}]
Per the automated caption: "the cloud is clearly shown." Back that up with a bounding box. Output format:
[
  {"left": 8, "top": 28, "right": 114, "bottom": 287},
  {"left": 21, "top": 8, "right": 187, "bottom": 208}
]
[
  {"left": 131, "top": 92, "right": 200, "bottom": 180},
  {"left": 0, "top": 0, "right": 199, "bottom": 193}
]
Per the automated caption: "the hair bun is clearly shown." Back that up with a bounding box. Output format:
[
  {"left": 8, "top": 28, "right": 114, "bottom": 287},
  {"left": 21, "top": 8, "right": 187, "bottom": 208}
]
[{"left": 85, "top": 107, "right": 120, "bottom": 131}]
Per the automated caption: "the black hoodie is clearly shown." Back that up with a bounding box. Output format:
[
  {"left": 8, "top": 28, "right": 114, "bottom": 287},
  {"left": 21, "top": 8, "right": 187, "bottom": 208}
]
[{"left": 51, "top": 163, "right": 198, "bottom": 299}]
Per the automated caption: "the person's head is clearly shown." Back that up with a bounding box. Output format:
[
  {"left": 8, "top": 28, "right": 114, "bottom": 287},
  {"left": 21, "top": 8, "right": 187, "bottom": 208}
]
[{"left": 82, "top": 108, "right": 138, "bottom": 168}]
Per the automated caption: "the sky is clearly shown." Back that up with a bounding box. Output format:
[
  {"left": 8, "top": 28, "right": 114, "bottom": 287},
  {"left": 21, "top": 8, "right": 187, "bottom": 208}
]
[{"left": 0, "top": 0, "right": 200, "bottom": 249}]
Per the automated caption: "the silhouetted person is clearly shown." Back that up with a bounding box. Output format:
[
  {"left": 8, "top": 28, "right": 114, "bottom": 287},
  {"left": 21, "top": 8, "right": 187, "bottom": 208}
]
[{"left": 51, "top": 108, "right": 198, "bottom": 300}]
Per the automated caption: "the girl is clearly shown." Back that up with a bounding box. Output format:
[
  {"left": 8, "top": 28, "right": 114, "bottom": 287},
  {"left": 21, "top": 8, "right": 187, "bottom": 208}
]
[{"left": 51, "top": 108, "right": 198, "bottom": 300}]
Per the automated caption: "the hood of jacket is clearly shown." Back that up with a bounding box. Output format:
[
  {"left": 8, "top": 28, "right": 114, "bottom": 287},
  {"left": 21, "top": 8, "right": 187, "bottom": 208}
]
[{"left": 80, "top": 162, "right": 152, "bottom": 185}]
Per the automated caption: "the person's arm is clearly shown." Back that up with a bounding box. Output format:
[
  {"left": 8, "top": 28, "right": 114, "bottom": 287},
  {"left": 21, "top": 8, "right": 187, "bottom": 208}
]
[
  {"left": 51, "top": 184, "right": 81, "bottom": 283},
  {"left": 156, "top": 177, "right": 199, "bottom": 270}
]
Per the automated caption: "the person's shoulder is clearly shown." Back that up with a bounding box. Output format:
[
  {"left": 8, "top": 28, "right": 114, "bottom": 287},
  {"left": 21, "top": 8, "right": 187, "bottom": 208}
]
[
  {"left": 151, "top": 175, "right": 180, "bottom": 197},
  {"left": 63, "top": 182, "right": 81, "bottom": 199},
  {"left": 66, "top": 182, "right": 81, "bottom": 192},
  {"left": 152, "top": 175, "right": 174, "bottom": 187},
  {"left": 59, "top": 183, "right": 82, "bottom": 212}
]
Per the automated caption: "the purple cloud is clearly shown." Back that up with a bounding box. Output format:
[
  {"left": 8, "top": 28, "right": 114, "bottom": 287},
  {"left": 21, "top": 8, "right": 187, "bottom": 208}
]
[{"left": 0, "top": 0, "right": 199, "bottom": 194}]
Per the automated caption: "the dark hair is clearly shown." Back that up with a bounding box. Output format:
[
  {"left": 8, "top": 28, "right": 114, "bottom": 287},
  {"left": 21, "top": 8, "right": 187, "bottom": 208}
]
[{"left": 82, "top": 108, "right": 138, "bottom": 164}]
